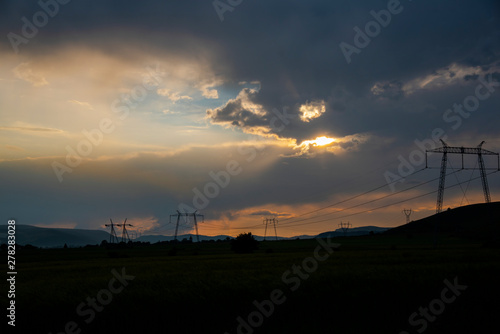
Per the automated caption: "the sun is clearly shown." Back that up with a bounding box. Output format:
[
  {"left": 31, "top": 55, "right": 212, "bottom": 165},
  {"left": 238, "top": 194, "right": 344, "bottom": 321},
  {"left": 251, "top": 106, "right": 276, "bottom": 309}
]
[
  {"left": 296, "top": 136, "right": 336, "bottom": 150},
  {"left": 312, "top": 136, "right": 335, "bottom": 146}
]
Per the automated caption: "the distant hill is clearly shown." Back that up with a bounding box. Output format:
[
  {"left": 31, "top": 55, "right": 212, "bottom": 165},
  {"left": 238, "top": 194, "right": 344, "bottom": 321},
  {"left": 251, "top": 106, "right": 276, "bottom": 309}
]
[
  {"left": 385, "top": 202, "right": 500, "bottom": 240},
  {"left": 137, "top": 233, "right": 318, "bottom": 242},
  {"left": 317, "top": 226, "right": 391, "bottom": 238},
  {"left": 0, "top": 225, "right": 111, "bottom": 248},
  {"left": 252, "top": 235, "right": 316, "bottom": 241},
  {"left": 0, "top": 224, "right": 393, "bottom": 248},
  {"left": 137, "top": 234, "right": 233, "bottom": 243}
]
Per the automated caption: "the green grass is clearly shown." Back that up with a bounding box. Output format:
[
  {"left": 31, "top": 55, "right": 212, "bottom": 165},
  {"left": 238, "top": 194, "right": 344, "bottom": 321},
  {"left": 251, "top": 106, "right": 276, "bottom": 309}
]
[{"left": 2, "top": 235, "right": 499, "bottom": 333}]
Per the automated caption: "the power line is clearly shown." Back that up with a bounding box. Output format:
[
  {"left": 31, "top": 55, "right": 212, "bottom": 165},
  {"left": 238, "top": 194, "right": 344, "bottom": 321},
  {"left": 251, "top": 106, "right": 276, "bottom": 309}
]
[
  {"left": 232, "top": 168, "right": 429, "bottom": 231},
  {"left": 279, "top": 168, "right": 427, "bottom": 224},
  {"left": 231, "top": 223, "right": 266, "bottom": 230},
  {"left": 264, "top": 159, "right": 402, "bottom": 218},
  {"left": 461, "top": 159, "right": 478, "bottom": 206},
  {"left": 279, "top": 170, "right": 498, "bottom": 229},
  {"left": 448, "top": 159, "right": 469, "bottom": 205},
  {"left": 280, "top": 190, "right": 436, "bottom": 229},
  {"left": 279, "top": 168, "right": 445, "bottom": 226},
  {"left": 229, "top": 164, "right": 498, "bottom": 232}
]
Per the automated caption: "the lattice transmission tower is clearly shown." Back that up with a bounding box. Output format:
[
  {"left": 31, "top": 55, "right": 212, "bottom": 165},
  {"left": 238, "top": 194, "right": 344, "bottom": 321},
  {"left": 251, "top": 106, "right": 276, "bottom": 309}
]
[
  {"left": 263, "top": 218, "right": 278, "bottom": 241},
  {"left": 426, "top": 140, "right": 499, "bottom": 213},
  {"left": 338, "top": 221, "right": 351, "bottom": 237},
  {"left": 402, "top": 209, "right": 412, "bottom": 224},
  {"left": 116, "top": 218, "right": 133, "bottom": 243},
  {"left": 169, "top": 210, "right": 204, "bottom": 242},
  {"left": 105, "top": 219, "right": 120, "bottom": 243}
]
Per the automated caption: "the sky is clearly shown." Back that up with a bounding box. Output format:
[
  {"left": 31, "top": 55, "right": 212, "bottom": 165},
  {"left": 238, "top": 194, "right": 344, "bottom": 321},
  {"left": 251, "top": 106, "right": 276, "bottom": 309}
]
[{"left": 1, "top": 0, "right": 499, "bottom": 238}]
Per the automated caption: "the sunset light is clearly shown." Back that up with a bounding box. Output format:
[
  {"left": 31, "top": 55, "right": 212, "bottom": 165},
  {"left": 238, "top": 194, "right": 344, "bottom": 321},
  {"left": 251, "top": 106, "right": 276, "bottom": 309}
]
[{"left": 300, "top": 136, "right": 336, "bottom": 147}]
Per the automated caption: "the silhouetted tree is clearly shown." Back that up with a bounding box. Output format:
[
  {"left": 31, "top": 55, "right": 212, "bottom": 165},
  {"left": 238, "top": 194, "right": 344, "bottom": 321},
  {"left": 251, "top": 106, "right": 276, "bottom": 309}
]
[{"left": 231, "top": 232, "right": 258, "bottom": 253}]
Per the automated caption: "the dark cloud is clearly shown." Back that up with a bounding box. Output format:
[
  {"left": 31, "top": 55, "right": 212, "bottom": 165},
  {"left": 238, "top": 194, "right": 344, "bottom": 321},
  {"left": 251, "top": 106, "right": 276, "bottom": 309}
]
[
  {"left": 248, "top": 210, "right": 292, "bottom": 218},
  {"left": 206, "top": 88, "right": 272, "bottom": 131},
  {"left": 464, "top": 74, "right": 480, "bottom": 81},
  {"left": 370, "top": 81, "right": 404, "bottom": 100}
]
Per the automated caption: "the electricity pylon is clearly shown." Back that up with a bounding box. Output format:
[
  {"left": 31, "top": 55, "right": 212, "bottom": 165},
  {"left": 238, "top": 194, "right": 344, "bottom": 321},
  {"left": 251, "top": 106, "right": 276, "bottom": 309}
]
[
  {"left": 403, "top": 209, "right": 412, "bottom": 224},
  {"left": 338, "top": 221, "right": 351, "bottom": 237},
  {"left": 169, "top": 210, "right": 204, "bottom": 242},
  {"left": 263, "top": 218, "right": 278, "bottom": 241},
  {"left": 426, "top": 140, "right": 499, "bottom": 213},
  {"left": 116, "top": 218, "right": 133, "bottom": 243},
  {"left": 105, "top": 219, "right": 120, "bottom": 243}
]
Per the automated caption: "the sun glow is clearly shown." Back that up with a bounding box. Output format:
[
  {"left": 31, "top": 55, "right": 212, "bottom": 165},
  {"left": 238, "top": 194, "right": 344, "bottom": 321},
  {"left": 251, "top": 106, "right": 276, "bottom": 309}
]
[{"left": 300, "top": 136, "right": 336, "bottom": 147}]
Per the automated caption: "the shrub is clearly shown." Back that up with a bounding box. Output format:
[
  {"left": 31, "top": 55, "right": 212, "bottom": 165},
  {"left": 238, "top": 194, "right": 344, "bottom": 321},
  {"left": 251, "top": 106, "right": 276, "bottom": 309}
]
[{"left": 231, "top": 232, "right": 259, "bottom": 253}]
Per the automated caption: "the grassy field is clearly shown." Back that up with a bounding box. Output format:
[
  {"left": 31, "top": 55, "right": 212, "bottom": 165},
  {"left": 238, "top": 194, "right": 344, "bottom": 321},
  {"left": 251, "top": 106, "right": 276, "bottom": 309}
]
[{"left": 2, "top": 234, "right": 500, "bottom": 333}]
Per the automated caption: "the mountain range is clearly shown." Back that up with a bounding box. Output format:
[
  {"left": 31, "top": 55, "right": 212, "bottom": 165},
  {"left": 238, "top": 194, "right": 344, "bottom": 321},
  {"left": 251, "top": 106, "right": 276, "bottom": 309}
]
[
  {"left": 2, "top": 202, "right": 498, "bottom": 248},
  {"left": 0, "top": 225, "right": 110, "bottom": 248},
  {"left": 0, "top": 224, "right": 388, "bottom": 248}
]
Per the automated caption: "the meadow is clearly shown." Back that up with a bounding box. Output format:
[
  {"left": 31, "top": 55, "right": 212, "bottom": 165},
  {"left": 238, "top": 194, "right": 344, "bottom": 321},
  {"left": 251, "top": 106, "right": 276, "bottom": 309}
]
[{"left": 3, "top": 234, "right": 500, "bottom": 334}]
